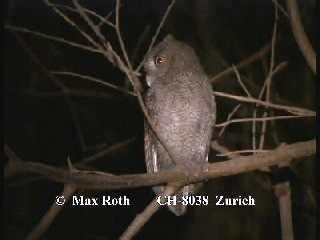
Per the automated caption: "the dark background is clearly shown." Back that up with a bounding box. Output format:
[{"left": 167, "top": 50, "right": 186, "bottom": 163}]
[{"left": 4, "top": 0, "right": 316, "bottom": 239}]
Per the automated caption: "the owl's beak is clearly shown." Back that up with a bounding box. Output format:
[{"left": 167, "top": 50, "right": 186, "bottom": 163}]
[{"left": 146, "top": 75, "right": 155, "bottom": 87}]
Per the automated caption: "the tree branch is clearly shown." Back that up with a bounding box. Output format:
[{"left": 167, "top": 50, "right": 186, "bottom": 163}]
[
  {"left": 5, "top": 140, "right": 316, "bottom": 189},
  {"left": 120, "top": 185, "right": 182, "bottom": 240},
  {"left": 210, "top": 42, "right": 271, "bottom": 84},
  {"left": 213, "top": 91, "right": 315, "bottom": 117},
  {"left": 274, "top": 181, "right": 294, "bottom": 240},
  {"left": 25, "top": 185, "right": 76, "bottom": 240}
]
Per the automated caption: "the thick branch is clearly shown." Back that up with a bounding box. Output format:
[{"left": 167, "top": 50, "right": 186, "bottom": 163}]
[
  {"left": 274, "top": 182, "right": 294, "bottom": 240},
  {"left": 5, "top": 140, "right": 315, "bottom": 189}
]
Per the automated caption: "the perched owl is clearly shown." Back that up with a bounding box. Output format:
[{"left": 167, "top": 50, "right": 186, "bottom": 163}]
[{"left": 144, "top": 35, "right": 216, "bottom": 216}]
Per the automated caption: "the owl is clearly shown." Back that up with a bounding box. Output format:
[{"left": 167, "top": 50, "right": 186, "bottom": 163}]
[{"left": 144, "top": 35, "right": 216, "bottom": 216}]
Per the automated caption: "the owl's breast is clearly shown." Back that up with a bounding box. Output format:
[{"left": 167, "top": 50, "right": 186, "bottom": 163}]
[{"left": 145, "top": 80, "right": 214, "bottom": 162}]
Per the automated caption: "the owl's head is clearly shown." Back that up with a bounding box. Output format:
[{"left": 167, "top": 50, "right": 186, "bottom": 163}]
[{"left": 144, "top": 35, "right": 200, "bottom": 87}]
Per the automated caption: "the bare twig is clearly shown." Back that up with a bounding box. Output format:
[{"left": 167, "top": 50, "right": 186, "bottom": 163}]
[
  {"left": 286, "top": 0, "right": 316, "bottom": 74},
  {"left": 210, "top": 42, "right": 271, "bottom": 84},
  {"left": 252, "top": 59, "right": 287, "bottom": 151},
  {"left": 84, "top": 142, "right": 111, "bottom": 152},
  {"left": 73, "top": 0, "right": 112, "bottom": 52},
  {"left": 215, "top": 115, "right": 307, "bottom": 128},
  {"left": 120, "top": 185, "right": 182, "bottom": 240},
  {"left": 25, "top": 184, "right": 76, "bottom": 240},
  {"left": 130, "top": 25, "right": 151, "bottom": 65},
  {"left": 217, "top": 149, "right": 269, "bottom": 157},
  {"left": 25, "top": 89, "right": 116, "bottom": 99},
  {"left": 4, "top": 25, "right": 104, "bottom": 54},
  {"left": 97, "top": 9, "right": 117, "bottom": 28},
  {"left": 76, "top": 137, "right": 136, "bottom": 166},
  {"left": 232, "top": 65, "right": 252, "bottom": 97},
  {"left": 51, "top": 71, "right": 136, "bottom": 96},
  {"left": 257, "top": 1, "right": 279, "bottom": 151},
  {"left": 136, "top": 0, "right": 176, "bottom": 72},
  {"left": 115, "top": 0, "right": 133, "bottom": 70},
  {"left": 224, "top": 91, "right": 313, "bottom": 116},
  {"left": 218, "top": 104, "right": 242, "bottom": 137},
  {"left": 44, "top": 0, "right": 104, "bottom": 52},
  {"left": 85, "top": 140, "right": 131, "bottom": 154},
  {"left": 44, "top": 0, "right": 128, "bottom": 72},
  {"left": 210, "top": 141, "right": 241, "bottom": 159},
  {"left": 45, "top": 2, "right": 115, "bottom": 28},
  {"left": 272, "top": 0, "right": 289, "bottom": 18},
  {"left": 213, "top": 91, "right": 315, "bottom": 117}
]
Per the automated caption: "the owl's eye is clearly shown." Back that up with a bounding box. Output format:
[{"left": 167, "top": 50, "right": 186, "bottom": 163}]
[{"left": 154, "top": 56, "right": 165, "bottom": 66}]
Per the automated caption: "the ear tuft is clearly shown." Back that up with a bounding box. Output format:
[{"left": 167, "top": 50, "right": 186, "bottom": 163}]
[{"left": 163, "top": 34, "right": 175, "bottom": 43}]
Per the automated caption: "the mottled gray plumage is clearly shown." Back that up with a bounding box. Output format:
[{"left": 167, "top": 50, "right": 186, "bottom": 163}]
[{"left": 144, "top": 35, "right": 216, "bottom": 216}]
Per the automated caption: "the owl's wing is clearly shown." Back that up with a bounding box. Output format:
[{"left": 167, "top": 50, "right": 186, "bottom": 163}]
[
  {"left": 145, "top": 123, "right": 189, "bottom": 216},
  {"left": 144, "top": 122, "right": 159, "bottom": 173},
  {"left": 144, "top": 122, "right": 165, "bottom": 197},
  {"left": 211, "top": 93, "right": 217, "bottom": 127}
]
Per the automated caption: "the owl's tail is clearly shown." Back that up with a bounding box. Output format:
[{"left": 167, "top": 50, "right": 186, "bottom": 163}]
[{"left": 167, "top": 186, "right": 189, "bottom": 216}]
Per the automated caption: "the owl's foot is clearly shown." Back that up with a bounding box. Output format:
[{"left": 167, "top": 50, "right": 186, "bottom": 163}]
[{"left": 176, "top": 162, "right": 206, "bottom": 183}]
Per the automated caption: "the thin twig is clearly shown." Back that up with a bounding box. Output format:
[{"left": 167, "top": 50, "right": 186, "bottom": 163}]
[
  {"left": 43, "top": 0, "right": 131, "bottom": 75},
  {"left": 252, "top": 59, "right": 287, "bottom": 151},
  {"left": 25, "top": 89, "right": 116, "bottom": 99},
  {"left": 45, "top": 0, "right": 134, "bottom": 75},
  {"left": 210, "top": 42, "right": 272, "bottom": 84},
  {"left": 135, "top": 0, "right": 176, "bottom": 72},
  {"left": 212, "top": 91, "right": 315, "bottom": 117},
  {"left": 272, "top": 0, "right": 289, "bottom": 18},
  {"left": 215, "top": 115, "right": 307, "bottom": 128},
  {"left": 286, "top": 0, "right": 316, "bottom": 74},
  {"left": 130, "top": 25, "right": 151, "bottom": 65},
  {"left": 115, "top": 0, "right": 133, "bottom": 70},
  {"left": 120, "top": 185, "right": 182, "bottom": 240},
  {"left": 232, "top": 65, "right": 252, "bottom": 97},
  {"left": 218, "top": 104, "right": 241, "bottom": 137},
  {"left": 97, "top": 8, "right": 117, "bottom": 28},
  {"left": 258, "top": 1, "right": 279, "bottom": 151},
  {"left": 44, "top": 0, "right": 104, "bottom": 52},
  {"left": 210, "top": 141, "right": 241, "bottom": 159},
  {"left": 217, "top": 149, "right": 269, "bottom": 157},
  {"left": 73, "top": 0, "right": 113, "bottom": 53},
  {"left": 5, "top": 25, "right": 103, "bottom": 54},
  {"left": 51, "top": 71, "right": 136, "bottom": 96},
  {"left": 76, "top": 137, "right": 136, "bottom": 166},
  {"left": 25, "top": 184, "right": 76, "bottom": 240},
  {"left": 45, "top": 2, "right": 115, "bottom": 28}
]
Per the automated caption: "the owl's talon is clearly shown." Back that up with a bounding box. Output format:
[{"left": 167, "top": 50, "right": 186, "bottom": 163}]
[{"left": 177, "top": 163, "right": 203, "bottom": 183}]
